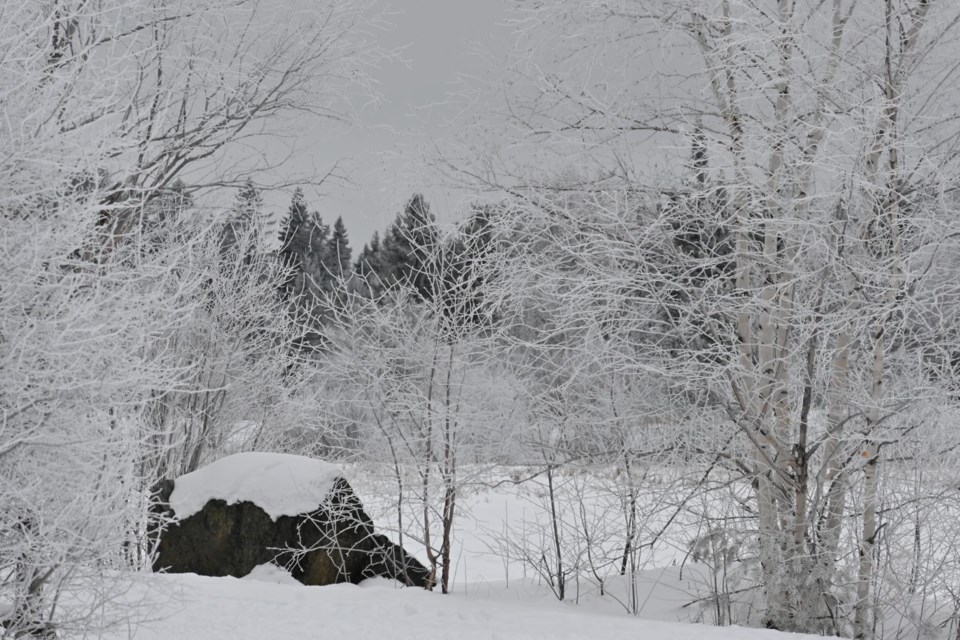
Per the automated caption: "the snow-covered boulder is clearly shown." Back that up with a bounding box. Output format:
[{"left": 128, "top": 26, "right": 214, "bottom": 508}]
[{"left": 150, "top": 452, "right": 432, "bottom": 589}]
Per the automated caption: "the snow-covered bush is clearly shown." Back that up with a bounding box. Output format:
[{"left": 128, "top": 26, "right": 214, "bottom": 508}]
[{"left": 0, "top": 0, "right": 376, "bottom": 634}]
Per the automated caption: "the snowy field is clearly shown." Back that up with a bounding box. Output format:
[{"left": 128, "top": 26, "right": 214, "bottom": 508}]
[
  {"left": 101, "top": 572, "right": 820, "bottom": 640},
  {"left": 80, "top": 461, "right": 953, "bottom": 640}
]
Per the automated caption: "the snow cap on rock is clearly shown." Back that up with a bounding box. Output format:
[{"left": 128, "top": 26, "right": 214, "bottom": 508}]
[{"left": 169, "top": 452, "right": 343, "bottom": 521}]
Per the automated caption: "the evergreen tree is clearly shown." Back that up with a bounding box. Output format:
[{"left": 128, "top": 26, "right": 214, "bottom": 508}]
[
  {"left": 381, "top": 193, "right": 439, "bottom": 300},
  {"left": 278, "top": 188, "right": 309, "bottom": 295},
  {"left": 278, "top": 188, "right": 309, "bottom": 258},
  {"left": 324, "top": 216, "right": 352, "bottom": 280},
  {"left": 276, "top": 188, "right": 338, "bottom": 349},
  {"left": 221, "top": 179, "right": 263, "bottom": 259},
  {"left": 353, "top": 231, "right": 384, "bottom": 298},
  {"left": 277, "top": 187, "right": 330, "bottom": 298},
  {"left": 233, "top": 179, "right": 263, "bottom": 227},
  {"left": 353, "top": 194, "right": 440, "bottom": 301},
  {"left": 354, "top": 231, "right": 382, "bottom": 276},
  {"left": 438, "top": 205, "right": 498, "bottom": 331}
]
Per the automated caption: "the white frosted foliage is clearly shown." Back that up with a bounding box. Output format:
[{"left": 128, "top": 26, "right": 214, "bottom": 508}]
[{"left": 169, "top": 452, "right": 343, "bottom": 521}]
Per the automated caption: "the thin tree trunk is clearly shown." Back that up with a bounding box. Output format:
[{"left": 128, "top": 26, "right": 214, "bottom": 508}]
[
  {"left": 439, "top": 344, "right": 458, "bottom": 594},
  {"left": 546, "top": 464, "right": 564, "bottom": 601}
]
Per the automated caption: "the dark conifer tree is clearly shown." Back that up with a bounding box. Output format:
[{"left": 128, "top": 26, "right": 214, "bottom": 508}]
[
  {"left": 221, "top": 179, "right": 263, "bottom": 260},
  {"left": 353, "top": 231, "right": 384, "bottom": 298},
  {"left": 277, "top": 187, "right": 330, "bottom": 298},
  {"left": 276, "top": 188, "right": 333, "bottom": 350},
  {"left": 278, "top": 188, "right": 306, "bottom": 289},
  {"left": 278, "top": 188, "right": 309, "bottom": 256},
  {"left": 324, "top": 216, "right": 352, "bottom": 280},
  {"left": 353, "top": 194, "right": 441, "bottom": 301},
  {"left": 438, "top": 205, "right": 498, "bottom": 331},
  {"left": 382, "top": 193, "right": 439, "bottom": 300},
  {"left": 354, "top": 231, "right": 382, "bottom": 276}
]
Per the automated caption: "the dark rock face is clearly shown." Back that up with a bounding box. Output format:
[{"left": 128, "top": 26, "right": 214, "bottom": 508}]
[{"left": 151, "top": 477, "right": 432, "bottom": 589}]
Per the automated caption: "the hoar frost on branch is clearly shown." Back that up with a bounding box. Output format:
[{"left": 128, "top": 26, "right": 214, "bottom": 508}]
[
  {"left": 445, "top": 0, "right": 960, "bottom": 637},
  {"left": 0, "top": 0, "right": 378, "bottom": 636},
  {"left": 318, "top": 209, "right": 517, "bottom": 594}
]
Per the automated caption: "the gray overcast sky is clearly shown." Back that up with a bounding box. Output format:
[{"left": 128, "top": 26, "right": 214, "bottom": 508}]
[{"left": 287, "top": 0, "right": 513, "bottom": 250}]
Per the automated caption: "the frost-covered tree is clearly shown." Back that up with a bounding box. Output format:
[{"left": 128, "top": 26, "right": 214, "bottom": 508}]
[
  {"left": 0, "top": 0, "right": 378, "bottom": 634},
  {"left": 321, "top": 220, "right": 516, "bottom": 594},
  {"left": 144, "top": 200, "right": 320, "bottom": 481},
  {"left": 449, "top": 0, "right": 960, "bottom": 636}
]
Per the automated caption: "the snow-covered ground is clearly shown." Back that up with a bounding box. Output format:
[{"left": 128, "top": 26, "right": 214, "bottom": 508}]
[
  {"left": 83, "top": 460, "right": 953, "bottom": 639},
  {"left": 102, "top": 572, "right": 818, "bottom": 640}
]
